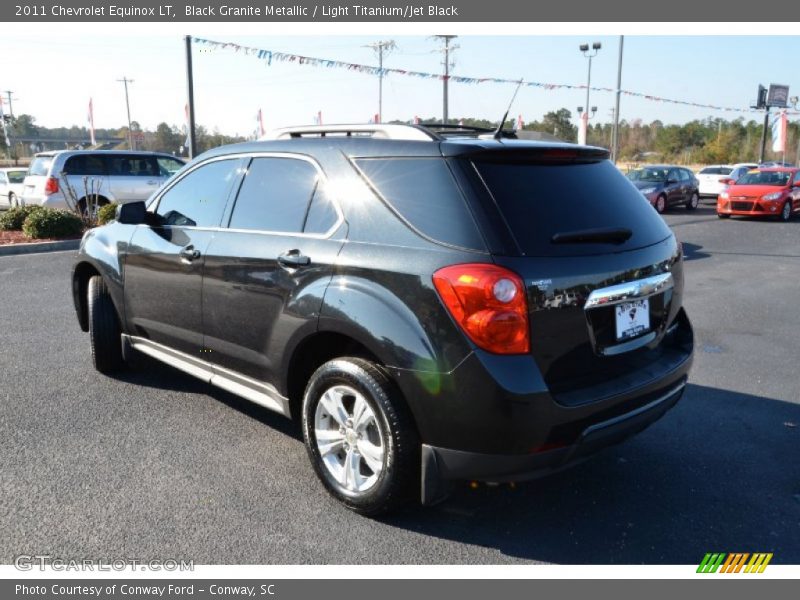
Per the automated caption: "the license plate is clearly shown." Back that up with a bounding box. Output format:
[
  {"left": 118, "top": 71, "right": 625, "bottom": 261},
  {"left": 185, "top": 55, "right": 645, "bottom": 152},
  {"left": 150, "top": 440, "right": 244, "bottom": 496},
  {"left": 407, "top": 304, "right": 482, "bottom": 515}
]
[{"left": 615, "top": 298, "right": 650, "bottom": 341}]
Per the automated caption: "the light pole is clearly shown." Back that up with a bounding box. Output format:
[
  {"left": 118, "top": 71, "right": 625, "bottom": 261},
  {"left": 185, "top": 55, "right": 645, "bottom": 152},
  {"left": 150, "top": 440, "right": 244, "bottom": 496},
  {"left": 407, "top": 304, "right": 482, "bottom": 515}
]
[
  {"left": 577, "top": 106, "right": 598, "bottom": 143},
  {"left": 612, "top": 36, "right": 624, "bottom": 163},
  {"left": 791, "top": 96, "right": 799, "bottom": 166},
  {"left": 578, "top": 42, "right": 601, "bottom": 145}
]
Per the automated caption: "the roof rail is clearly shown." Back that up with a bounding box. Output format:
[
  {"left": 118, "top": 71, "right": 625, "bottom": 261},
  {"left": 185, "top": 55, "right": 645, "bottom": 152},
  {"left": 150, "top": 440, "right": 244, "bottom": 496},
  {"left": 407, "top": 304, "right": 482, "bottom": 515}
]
[{"left": 264, "top": 123, "right": 439, "bottom": 142}]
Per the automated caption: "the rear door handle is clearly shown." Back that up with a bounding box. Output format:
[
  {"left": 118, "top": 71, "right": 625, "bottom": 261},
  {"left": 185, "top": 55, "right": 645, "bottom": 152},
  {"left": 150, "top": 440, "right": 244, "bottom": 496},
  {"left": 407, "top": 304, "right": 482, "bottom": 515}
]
[
  {"left": 179, "top": 245, "right": 201, "bottom": 260},
  {"left": 278, "top": 249, "right": 310, "bottom": 268}
]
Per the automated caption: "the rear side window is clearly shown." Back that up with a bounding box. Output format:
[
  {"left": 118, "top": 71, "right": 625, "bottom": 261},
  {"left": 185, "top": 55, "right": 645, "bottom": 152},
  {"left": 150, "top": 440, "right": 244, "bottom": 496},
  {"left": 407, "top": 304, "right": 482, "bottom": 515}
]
[
  {"left": 473, "top": 159, "right": 673, "bottom": 257},
  {"left": 229, "top": 157, "right": 320, "bottom": 233},
  {"left": 28, "top": 156, "right": 53, "bottom": 177},
  {"left": 355, "top": 158, "right": 484, "bottom": 251},
  {"left": 155, "top": 158, "right": 240, "bottom": 227},
  {"left": 64, "top": 154, "right": 106, "bottom": 176}
]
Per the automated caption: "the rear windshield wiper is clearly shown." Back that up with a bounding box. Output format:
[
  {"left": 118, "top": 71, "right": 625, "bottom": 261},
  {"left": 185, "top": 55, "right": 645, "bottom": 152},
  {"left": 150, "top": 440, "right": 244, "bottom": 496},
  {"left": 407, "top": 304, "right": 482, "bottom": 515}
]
[{"left": 551, "top": 227, "right": 632, "bottom": 245}]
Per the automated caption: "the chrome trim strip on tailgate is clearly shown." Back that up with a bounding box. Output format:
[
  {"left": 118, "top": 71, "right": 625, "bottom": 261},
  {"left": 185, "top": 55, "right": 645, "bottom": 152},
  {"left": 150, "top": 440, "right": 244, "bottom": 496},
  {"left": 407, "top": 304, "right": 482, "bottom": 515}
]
[{"left": 583, "top": 272, "right": 674, "bottom": 310}]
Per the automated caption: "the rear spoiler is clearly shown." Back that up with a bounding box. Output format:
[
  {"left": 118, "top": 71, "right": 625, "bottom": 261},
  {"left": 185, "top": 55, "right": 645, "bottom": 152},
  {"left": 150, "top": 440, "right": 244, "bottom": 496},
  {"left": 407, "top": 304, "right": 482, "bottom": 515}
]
[{"left": 449, "top": 145, "right": 610, "bottom": 163}]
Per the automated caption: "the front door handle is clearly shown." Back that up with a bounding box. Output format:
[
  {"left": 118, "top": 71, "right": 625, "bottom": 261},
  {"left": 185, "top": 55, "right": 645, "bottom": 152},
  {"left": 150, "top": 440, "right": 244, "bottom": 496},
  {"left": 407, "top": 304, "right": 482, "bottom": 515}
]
[
  {"left": 179, "top": 245, "right": 201, "bottom": 260},
  {"left": 278, "top": 249, "right": 310, "bottom": 268}
]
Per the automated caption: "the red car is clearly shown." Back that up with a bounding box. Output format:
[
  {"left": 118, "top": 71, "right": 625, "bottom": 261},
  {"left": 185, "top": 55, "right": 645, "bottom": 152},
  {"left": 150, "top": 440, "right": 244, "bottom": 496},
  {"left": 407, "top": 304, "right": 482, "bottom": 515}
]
[{"left": 717, "top": 167, "right": 800, "bottom": 221}]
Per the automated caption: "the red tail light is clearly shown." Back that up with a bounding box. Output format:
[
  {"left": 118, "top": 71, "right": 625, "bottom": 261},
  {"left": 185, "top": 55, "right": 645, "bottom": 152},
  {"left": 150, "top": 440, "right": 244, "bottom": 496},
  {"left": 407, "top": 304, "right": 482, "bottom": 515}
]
[
  {"left": 433, "top": 264, "right": 530, "bottom": 355},
  {"left": 44, "top": 177, "right": 59, "bottom": 195}
]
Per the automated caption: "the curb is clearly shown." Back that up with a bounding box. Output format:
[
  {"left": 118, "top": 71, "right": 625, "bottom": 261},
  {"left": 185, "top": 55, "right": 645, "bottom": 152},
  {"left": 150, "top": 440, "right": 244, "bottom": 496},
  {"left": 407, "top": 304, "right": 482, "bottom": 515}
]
[{"left": 0, "top": 239, "right": 81, "bottom": 257}]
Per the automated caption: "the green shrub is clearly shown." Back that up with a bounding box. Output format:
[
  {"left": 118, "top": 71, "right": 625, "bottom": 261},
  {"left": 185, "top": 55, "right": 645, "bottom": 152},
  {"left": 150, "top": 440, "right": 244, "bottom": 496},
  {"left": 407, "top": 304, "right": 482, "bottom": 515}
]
[
  {"left": 0, "top": 205, "right": 44, "bottom": 231},
  {"left": 22, "top": 208, "right": 84, "bottom": 239},
  {"left": 97, "top": 203, "right": 119, "bottom": 226}
]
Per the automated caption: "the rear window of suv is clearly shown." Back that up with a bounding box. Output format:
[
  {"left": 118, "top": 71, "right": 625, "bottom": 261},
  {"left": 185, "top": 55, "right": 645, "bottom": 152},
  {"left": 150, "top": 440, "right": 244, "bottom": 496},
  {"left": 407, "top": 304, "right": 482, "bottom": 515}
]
[
  {"left": 28, "top": 156, "right": 53, "bottom": 177},
  {"left": 473, "top": 159, "right": 673, "bottom": 257}
]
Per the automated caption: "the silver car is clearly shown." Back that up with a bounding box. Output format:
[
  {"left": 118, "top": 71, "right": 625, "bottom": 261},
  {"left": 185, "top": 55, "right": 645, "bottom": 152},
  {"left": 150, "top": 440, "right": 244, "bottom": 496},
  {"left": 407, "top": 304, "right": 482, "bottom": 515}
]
[
  {"left": 20, "top": 150, "right": 185, "bottom": 212},
  {"left": 0, "top": 167, "right": 27, "bottom": 207}
]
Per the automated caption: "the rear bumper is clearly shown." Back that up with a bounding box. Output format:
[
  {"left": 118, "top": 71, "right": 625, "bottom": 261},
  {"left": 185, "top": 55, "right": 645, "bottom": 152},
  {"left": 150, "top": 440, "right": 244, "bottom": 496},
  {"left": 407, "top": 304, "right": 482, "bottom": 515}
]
[{"left": 421, "top": 378, "right": 686, "bottom": 504}]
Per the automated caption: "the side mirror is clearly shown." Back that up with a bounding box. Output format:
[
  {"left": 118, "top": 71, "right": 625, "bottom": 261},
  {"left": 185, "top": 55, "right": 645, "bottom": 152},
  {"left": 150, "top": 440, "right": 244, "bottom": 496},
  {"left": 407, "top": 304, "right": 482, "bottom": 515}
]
[
  {"left": 793, "top": 180, "right": 800, "bottom": 188},
  {"left": 666, "top": 178, "right": 678, "bottom": 185},
  {"left": 720, "top": 178, "right": 735, "bottom": 185},
  {"left": 116, "top": 201, "right": 147, "bottom": 225}
]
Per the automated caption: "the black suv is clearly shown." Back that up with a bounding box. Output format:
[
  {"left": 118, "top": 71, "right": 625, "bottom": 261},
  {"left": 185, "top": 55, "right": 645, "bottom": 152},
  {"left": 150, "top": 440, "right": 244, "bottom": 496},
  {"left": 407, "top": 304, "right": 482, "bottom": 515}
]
[{"left": 72, "top": 124, "right": 693, "bottom": 515}]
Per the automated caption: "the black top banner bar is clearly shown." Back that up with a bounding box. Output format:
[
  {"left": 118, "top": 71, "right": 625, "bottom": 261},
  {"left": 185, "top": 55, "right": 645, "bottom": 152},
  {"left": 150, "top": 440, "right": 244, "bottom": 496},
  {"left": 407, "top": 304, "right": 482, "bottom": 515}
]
[{"left": 4, "top": 0, "right": 800, "bottom": 21}]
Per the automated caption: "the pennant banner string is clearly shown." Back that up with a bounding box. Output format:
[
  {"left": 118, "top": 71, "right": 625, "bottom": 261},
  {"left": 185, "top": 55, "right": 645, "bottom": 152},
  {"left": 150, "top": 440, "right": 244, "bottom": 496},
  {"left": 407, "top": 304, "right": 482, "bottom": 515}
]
[{"left": 192, "top": 37, "right": 799, "bottom": 116}]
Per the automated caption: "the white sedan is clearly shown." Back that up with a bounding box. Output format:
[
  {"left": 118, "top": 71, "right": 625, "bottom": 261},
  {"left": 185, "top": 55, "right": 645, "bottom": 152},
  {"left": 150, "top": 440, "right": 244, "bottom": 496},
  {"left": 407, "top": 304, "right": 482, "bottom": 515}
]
[{"left": 0, "top": 167, "right": 27, "bottom": 207}]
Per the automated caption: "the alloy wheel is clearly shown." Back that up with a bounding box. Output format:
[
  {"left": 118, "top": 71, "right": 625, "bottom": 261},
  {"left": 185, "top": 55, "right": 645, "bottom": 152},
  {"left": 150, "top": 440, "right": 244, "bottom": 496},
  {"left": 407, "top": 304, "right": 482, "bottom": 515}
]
[{"left": 313, "top": 384, "right": 385, "bottom": 494}]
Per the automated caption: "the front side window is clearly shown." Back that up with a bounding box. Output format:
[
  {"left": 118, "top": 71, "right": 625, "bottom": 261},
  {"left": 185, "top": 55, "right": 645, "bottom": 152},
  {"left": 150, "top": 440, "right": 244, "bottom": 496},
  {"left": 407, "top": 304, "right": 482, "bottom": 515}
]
[
  {"left": 155, "top": 158, "right": 240, "bottom": 227},
  {"left": 228, "top": 157, "right": 320, "bottom": 233}
]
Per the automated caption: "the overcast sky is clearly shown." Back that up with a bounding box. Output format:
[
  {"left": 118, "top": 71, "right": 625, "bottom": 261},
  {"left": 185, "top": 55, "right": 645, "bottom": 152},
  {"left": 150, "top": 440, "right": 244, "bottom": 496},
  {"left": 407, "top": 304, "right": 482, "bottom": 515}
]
[{"left": 1, "top": 33, "right": 797, "bottom": 136}]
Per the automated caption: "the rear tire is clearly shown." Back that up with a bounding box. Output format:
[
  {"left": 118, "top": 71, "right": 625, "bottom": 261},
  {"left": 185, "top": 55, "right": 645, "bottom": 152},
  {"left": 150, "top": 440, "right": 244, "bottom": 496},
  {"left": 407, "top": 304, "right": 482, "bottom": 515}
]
[
  {"left": 302, "top": 357, "right": 419, "bottom": 516},
  {"left": 88, "top": 275, "right": 124, "bottom": 373},
  {"left": 685, "top": 192, "right": 699, "bottom": 210}
]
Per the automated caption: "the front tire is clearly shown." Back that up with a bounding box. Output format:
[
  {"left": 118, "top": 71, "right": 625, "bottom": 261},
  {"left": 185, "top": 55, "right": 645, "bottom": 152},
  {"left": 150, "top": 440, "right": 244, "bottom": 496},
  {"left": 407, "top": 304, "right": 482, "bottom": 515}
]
[
  {"left": 778, "top": 200, "right": 792, "bottom": 222},
  {"left": 655, "top": 195, "right": 667, "bottom": 214},
  {"left": 686, "top": 192, "right": 699, "bottom": 210},
  {"left": 717, "top": 213, "right": 730, "bottom": 219},
  {"left": 87, "top": 275, "right": 124, "bottom": 373},
  {"left": 8, "top": 192, "right": 17, "bottom": 207},
  {"left": 302, "top": 357, "right": 419, "bottom": 516}
]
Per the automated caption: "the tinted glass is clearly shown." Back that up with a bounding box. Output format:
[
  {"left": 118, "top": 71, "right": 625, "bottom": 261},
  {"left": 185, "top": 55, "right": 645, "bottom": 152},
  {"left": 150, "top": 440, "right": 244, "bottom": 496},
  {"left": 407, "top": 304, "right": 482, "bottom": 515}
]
[
  {"left": 304, "top": 184, "right": 339, "bottom": 234},
  {"left": 229, "top": 158, "right": 318, "bottom": 233},
  {"left": 699, "top": 167, "right": 732, "bottom": 175},
  {"left": 156, "top": 159, "right": 239, "bottom": 227},
  {"left": 107, "top": 155, "right": 159, "bottom": 177},
  {"left": 28, "top": 156, "right": 53, "bottom": 177},
  {"left": 157, "top": 157, "right": 185, "bottom": 177},
  {"left": 7, "top": 170, "right": 26, "bottom": 183},
  {"left": 473, "top": 159, "right": 673, "bottom": 257},
  {"left": 355, "top": 158, "right": 484, "bottom": 250},
  {"left": 64, "top": 154, "right": 106, "bottom": 176}
]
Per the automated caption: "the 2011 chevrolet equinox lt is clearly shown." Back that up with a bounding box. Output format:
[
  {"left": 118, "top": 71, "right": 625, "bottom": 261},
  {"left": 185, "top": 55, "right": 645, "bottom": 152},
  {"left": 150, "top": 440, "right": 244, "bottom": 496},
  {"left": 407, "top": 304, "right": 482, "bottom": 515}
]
[{"left": 72, "top": 124, "right": 694, "bottom": 515}]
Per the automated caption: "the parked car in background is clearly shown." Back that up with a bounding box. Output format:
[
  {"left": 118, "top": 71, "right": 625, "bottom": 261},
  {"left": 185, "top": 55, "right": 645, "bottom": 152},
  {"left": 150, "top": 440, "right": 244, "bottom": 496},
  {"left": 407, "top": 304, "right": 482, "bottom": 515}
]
[
  {"left": 698, "top": 163, "right": 758, "bottom": 198},
  {"left": 627, "top": 165, "right": 700, "bottom": 213},
  {"left": 696, "top": 165, "right": 733, "bottom": 197},
  {"left": 717, "top": 167, "right": 800, "bottom": 221},
  {"left": 72, "top": 124, "right": 693, "bottom": 515},
  {"left": 0, "top": 167, "right": 27, "bottom": 207},
  {"left": 759, "top": 161, "right": 796, "bottom": 168},
  {"left": 21, "top": 150, "right": 186, "bottom": 213}
]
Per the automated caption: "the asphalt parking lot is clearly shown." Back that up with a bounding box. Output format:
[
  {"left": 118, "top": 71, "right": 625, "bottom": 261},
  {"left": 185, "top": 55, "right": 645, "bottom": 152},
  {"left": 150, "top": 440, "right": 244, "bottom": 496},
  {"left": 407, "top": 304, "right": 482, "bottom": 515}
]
[{"left": 1, "top": 201, "right": 798, "bottom": 565}]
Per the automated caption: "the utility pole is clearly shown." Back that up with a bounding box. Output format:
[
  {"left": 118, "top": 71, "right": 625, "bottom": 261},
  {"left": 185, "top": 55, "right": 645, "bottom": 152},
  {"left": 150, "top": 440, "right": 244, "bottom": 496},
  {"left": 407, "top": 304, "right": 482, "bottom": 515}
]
[
  {"left": 3, "top": 91, "right": 15, "bottom": 117},
  {"left": 434, "top": 35, "right": 458, "bottom": 124},
  {"left": 759, "top": 107, "right": 770, "bottom": 164},
  {"left": 612, "top": 36, "right": 623, "bottom": 163},
  {"left": 365, "top": 40, "right": 396, "bottom": 124},
  {"left": 117, "top": 77, "right": 135, "bottom": 150},
  {"left": 185, "top": 35, "right": 197, "bottom": 159}
]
